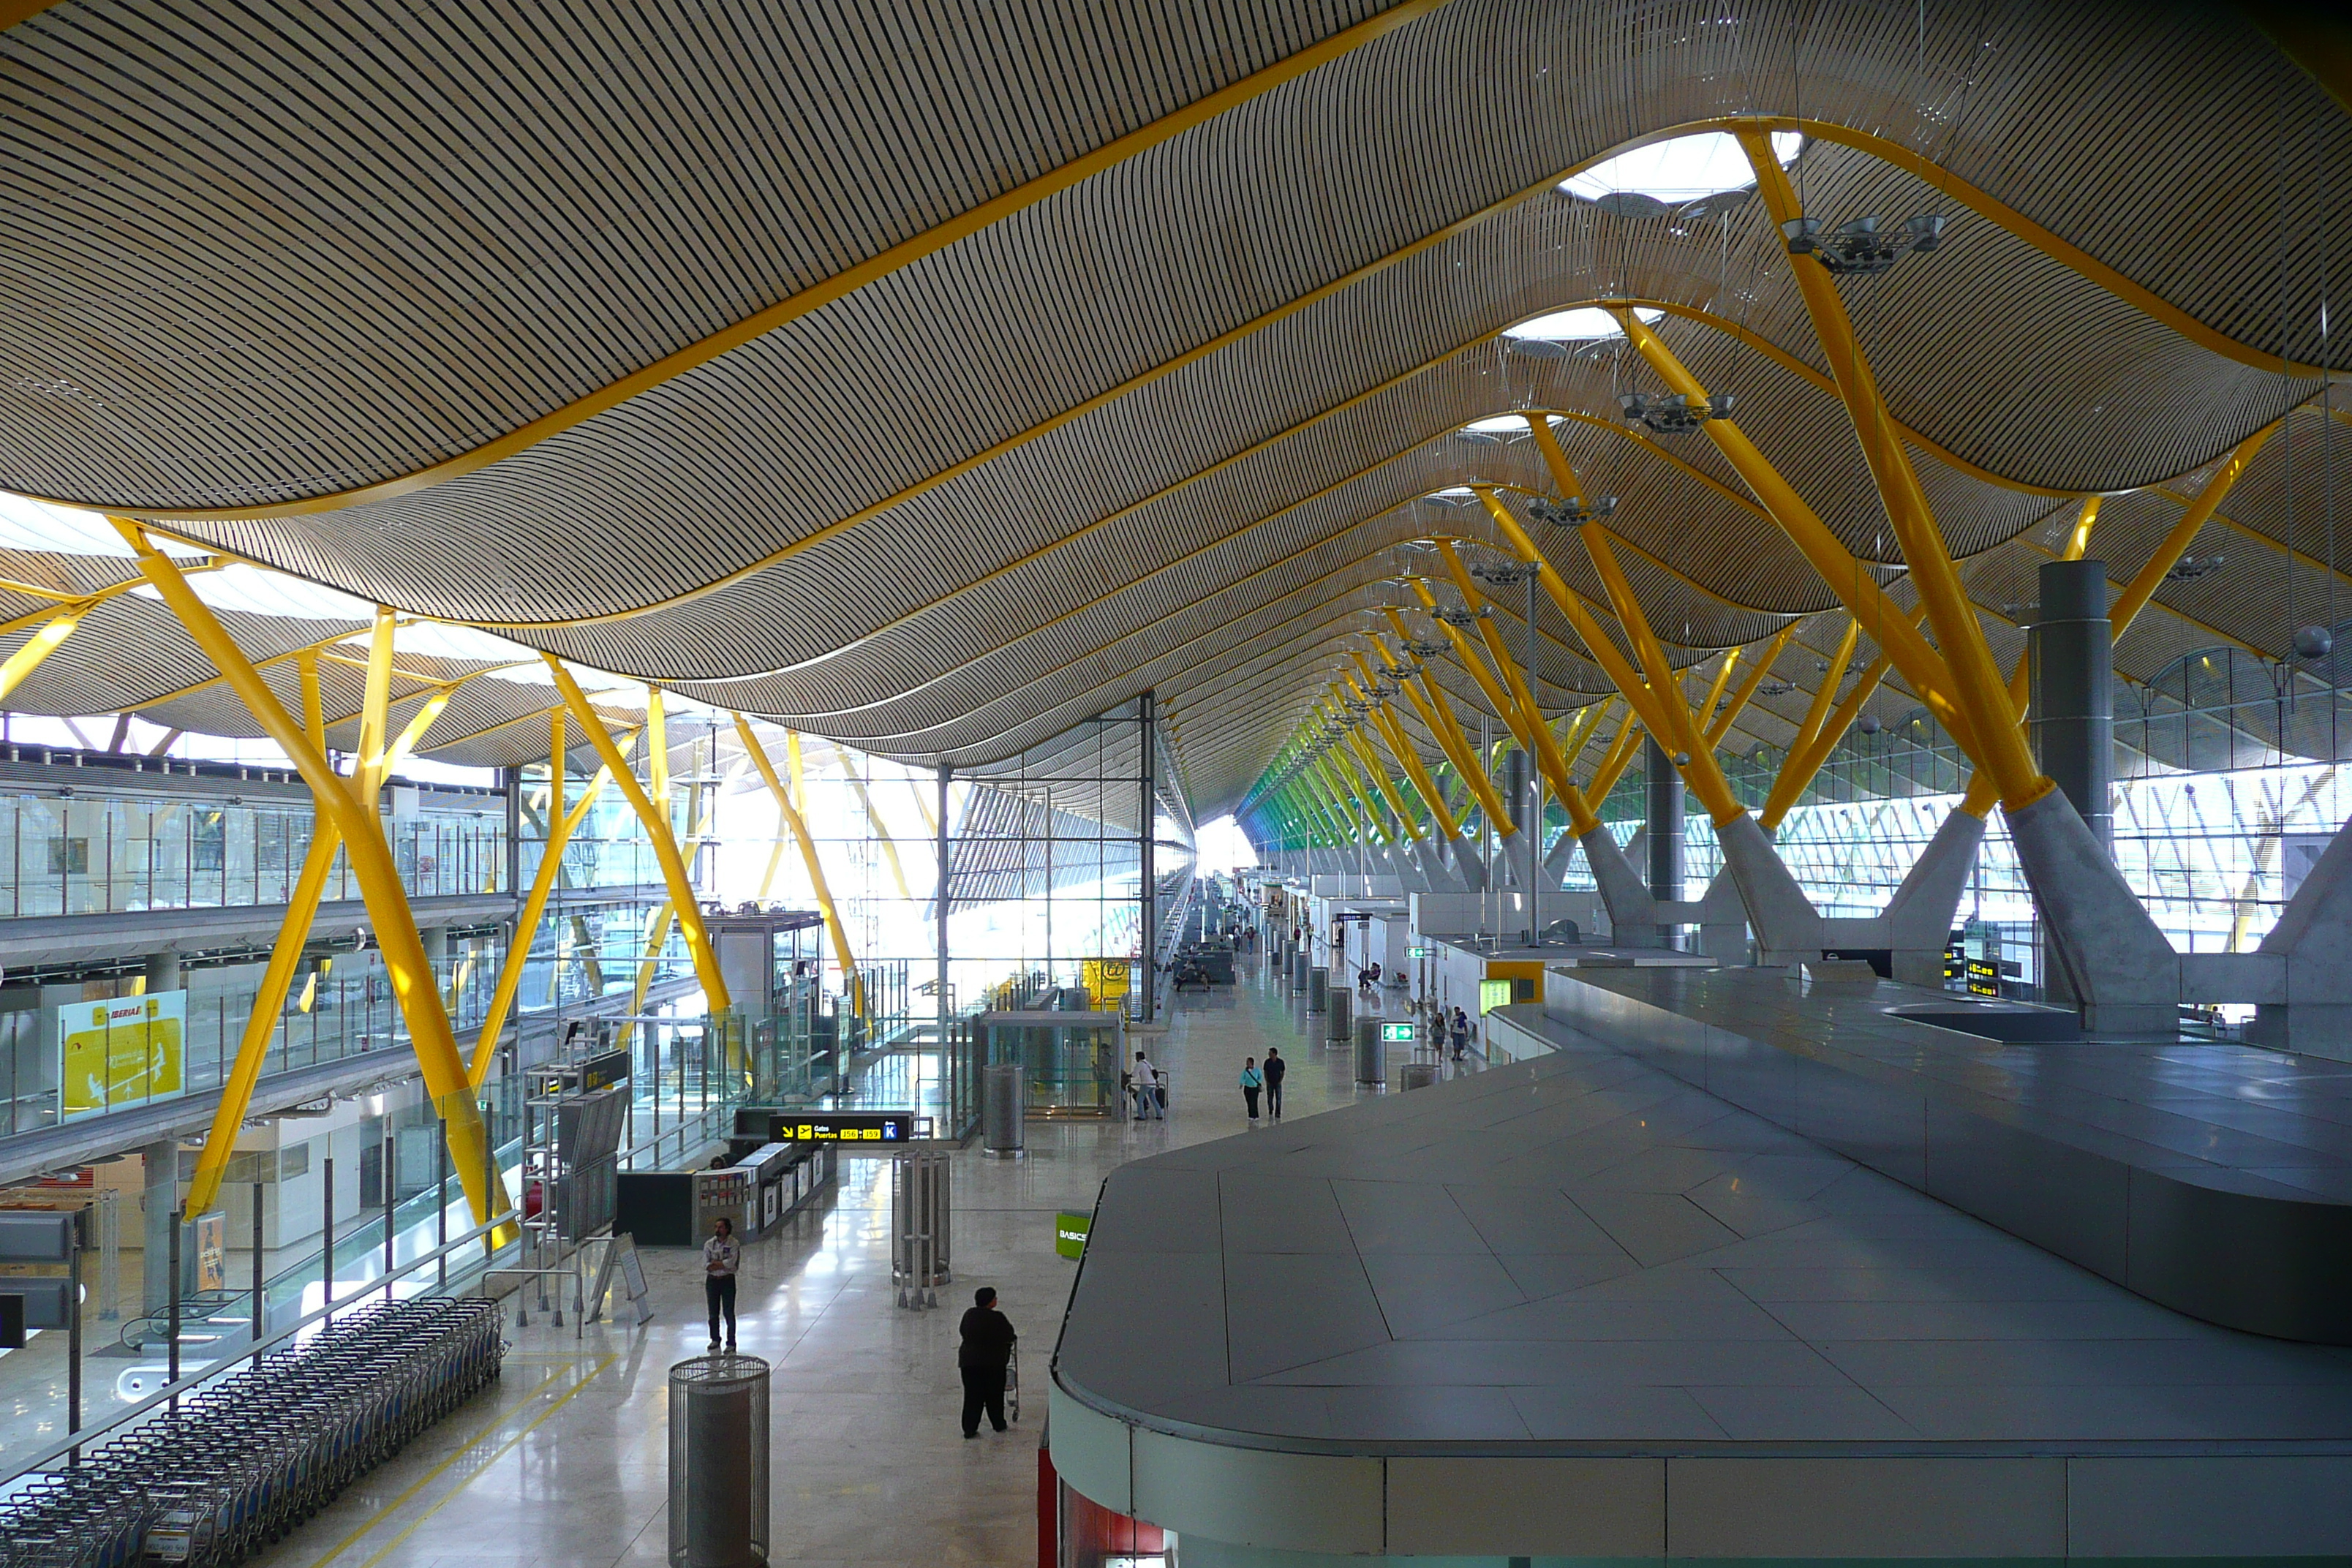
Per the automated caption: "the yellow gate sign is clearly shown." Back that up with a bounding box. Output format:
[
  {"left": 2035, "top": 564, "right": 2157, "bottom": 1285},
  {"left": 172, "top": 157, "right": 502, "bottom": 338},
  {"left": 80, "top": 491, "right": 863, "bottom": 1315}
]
[
  {"left": 59, "top": 990, "right": 186, "bottom": 1120},
  {"left": 1080, "top": 958, "right": 1131, "bottom": 1003}
]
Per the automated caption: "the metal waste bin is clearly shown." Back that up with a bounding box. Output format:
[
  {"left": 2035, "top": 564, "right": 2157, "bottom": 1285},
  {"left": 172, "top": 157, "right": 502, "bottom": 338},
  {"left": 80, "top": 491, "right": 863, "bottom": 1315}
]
[
  {"left": 1354, "top": 1015, "right": 1384, "bottom": 1085},
  {"left": 1399, "top": 1062, "right": 1439, "bottom": 1092},
  {"left": 1288, "top": 952, "right": 1306, "bottom": 992},
  {"left": 1327, "top": 985, "right": 1352, "bottom": 1042},
  {"left": 1308, "top": 967, "right": 1327, "bottom": 1013},
  {"left": 981, "top": 1061, "right": 1025, "bottom": 1156},
  {"left": 669, "top": 1354, "right": 771, "bottom": 1568}
]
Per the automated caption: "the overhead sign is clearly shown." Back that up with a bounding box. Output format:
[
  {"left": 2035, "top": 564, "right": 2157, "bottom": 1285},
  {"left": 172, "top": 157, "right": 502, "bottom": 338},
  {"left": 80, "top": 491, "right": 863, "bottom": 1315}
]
[
  {"left": 1055, "top": 1210, "right": 1091, "bottom": 1260},
  {"left": 781, "top": 1113, "right": 915, "bottom": 1144},
  {"left": 578, "top": 1048, "right": 632, "bottom": 1093},
  {"left": 59, "top": 990, "right": 185, "bottom": 1120},
  {"left": 1407, "top": 946, "right": 1432, "bottom": 959},
  {"left": 1478, "top": 979, "right": 1513, "bottom": 1014},
  {"left": 1379, "top": 1022, "right": 1417, "bottom": 1044}
]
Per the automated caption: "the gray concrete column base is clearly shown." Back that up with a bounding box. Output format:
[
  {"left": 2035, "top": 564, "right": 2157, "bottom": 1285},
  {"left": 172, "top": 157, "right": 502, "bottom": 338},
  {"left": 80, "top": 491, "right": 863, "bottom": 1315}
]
[
  {"left": 2005, "top": 788, "right": 2178, "bottom": 1038},
  {"left": 1714, "top": 813, "right": 1824, "bottom": 958},
  {"left": 1884, "top": 807, "right": 1986, "bottom": 954},
  {"left": 1578, "top": 826, "right": 1659, "bottom": 948},
  {"left": 1890, "top": 949, "right": 1952, "bottom": 989},
  {"left": 2246, "top": 1003, "right": 2352, "bottom": 1060}
]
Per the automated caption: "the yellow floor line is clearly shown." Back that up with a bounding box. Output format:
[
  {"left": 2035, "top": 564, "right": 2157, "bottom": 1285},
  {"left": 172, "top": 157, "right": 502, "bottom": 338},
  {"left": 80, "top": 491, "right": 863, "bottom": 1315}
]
[{"left": 305, "top": 1353, "right": 617, "bottom": 1568}]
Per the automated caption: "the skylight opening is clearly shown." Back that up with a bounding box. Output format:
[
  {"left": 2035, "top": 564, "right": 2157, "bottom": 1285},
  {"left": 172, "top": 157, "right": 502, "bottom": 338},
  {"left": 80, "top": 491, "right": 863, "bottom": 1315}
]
[
  {"left": 0, "top": 492, "right": 207, "bottom": 558},
  {"left": 1558, "top": 130, "right": 1803, "bottom": 208},
  {"left": 1501, "top": 305, "right": 1662, "bottom": 344},
  {"left": 1461, "top": 415, "right": 1534, "bottom": 435}
]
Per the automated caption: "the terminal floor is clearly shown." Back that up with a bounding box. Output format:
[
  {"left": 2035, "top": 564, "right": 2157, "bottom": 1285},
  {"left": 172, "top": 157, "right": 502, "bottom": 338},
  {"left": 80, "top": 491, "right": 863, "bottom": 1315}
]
[{"left": 229, "top": 958, "right": 1443, "bottom": 1568}]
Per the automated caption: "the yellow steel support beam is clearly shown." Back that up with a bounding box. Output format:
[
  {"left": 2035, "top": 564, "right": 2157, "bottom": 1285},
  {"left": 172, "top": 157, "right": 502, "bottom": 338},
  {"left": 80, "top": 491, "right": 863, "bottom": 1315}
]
[
  {"left": 1376, "top": 616, "right": 1518, "bottom": 833},
  {"left": 122, "top": 527, "right": 512, "bottom": 1235},
  {"left": 1693, "top": 651, "right": 1741, "bottom": 744},
  {"left": 543, "top": 658, "right": 730, "bottom": 1012},
  {"left": 1336, "top": 701, "right": 1422, "bottom": 841},
  {"left": 187, "top": 652, "right": 343, "bottom": 1218},
  {"left": 1589, "top": 707, "right": 1645, "bottom": 801},
  {"left": 1785, "top": 621, "right": 1863, "bottom": 783},
  {"left": 0, "top": 606, "right": 86, "bottom": 703},
  {"left": 1739, "top": 131, "right": 2040, "bottom": 807},
  {"left": 1708, "top": 626, "right": 1797, "bottom": 749},
  {"left": 1351, "top": 656, "right": 1468, "bottom": 843},
  {"left": 1466, "top": 487, "right": 1718, "bottom": 826},
  {"left": 735, "top": 716, "right": 865, "bottom": 1019},
  {"left": 470, "top": 712, "right": 632, "bottom": 1086},
  {"left": 1953, "top": 493, "right": 2132, "bottom": 821},
  {"left": 837, "top": 755, "right": 913, "bottom": 900},
  {"left": 1315, "top": 740, "right": 1391, "bottom": 845},
  {"left": 1556, "top": 698, "right": 1615, "bottom": 777},
  {"left": 1760, "top": 611, "right": 1945, "bottom": 832},
  {"left": 1427, "top": 542, "right": 1597, "bottom": 834},
  {"left": 2112, "top": 429, "right": 2277, "bottom": 634},
  {"left": 1614, "top": 310, "right": 1982, "bottom": 764}
]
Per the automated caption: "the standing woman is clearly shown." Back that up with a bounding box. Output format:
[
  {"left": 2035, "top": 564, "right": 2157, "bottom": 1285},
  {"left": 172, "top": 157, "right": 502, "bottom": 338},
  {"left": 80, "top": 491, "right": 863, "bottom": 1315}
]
[{"left": 1239, "top": 1057, "right": 1264, "bottom": 1123}]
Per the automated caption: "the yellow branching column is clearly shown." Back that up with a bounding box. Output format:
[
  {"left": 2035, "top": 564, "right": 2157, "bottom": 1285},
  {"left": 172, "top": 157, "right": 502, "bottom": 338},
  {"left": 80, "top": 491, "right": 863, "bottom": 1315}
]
[
  {"left": 1375, "top": 617, "right": 1518, "bottom": 834},
  {"left": 734, "top": 717, "right": 864, "bottom": 1020},
  {"left": 470, "top": 715, "right": 631, "bottom": 1086},
  {"left": 121, "top": 524, "right": 515, "bottom": 1235},
  {"left": 544, "top": 659, "right": 730, "bottom": 1013}
]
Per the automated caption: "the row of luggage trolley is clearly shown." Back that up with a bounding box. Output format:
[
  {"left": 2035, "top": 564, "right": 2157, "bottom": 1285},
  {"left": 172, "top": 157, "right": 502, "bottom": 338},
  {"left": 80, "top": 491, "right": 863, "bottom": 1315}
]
[{"left": 0, "top": 1297, "right": 508, "bottom": 1568}]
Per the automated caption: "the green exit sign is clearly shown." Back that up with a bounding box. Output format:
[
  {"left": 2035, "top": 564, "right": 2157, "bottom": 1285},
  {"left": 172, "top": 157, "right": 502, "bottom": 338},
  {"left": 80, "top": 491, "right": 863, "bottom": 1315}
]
[
  {"left": 1379, "top": 1022, "right": 1417, "bottom": 1044},
  {"left": 1055, "top": 1210, "right": 1092, "bottom": 1260},
  {"left": 1408, "top": 946, "right": 1432, "bottom": 958}
]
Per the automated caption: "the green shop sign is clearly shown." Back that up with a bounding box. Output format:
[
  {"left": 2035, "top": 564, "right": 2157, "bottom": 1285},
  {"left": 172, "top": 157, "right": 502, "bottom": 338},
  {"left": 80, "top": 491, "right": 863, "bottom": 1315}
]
[{"left": 1055, "top": 1210, "right": 1092, "bottom": 1260}]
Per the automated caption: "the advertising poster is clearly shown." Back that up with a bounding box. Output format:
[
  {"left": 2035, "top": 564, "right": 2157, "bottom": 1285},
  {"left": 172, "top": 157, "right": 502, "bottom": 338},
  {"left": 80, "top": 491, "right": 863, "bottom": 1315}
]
[
  {"left": 1080, "top": 958, "right": 1131, "bottom": 1003},
  {"left": 59, "top": 990, "right": 186, "bottom": 1120}
]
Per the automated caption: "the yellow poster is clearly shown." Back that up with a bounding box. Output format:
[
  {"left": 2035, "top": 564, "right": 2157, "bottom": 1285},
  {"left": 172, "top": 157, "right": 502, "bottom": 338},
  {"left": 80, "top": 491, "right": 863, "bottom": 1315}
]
[
  {"left": 1081, "top": 959, "right": 1131, "bottom": 1003},
  {"left": 59, "top": 990, "right": 185, "bottom": 1119}
]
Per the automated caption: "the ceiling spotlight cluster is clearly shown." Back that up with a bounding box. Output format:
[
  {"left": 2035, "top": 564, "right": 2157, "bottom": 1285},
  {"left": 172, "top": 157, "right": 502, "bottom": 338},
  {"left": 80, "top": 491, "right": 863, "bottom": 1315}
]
[
  {"left": 1780, "top": 213, "right": 1946, "bottom": 276},
  {"left": 1467, "top": 559, "right": 1539, "bottom": 589},
  {"left": 2165, "top": 554, "right": 2224, "bottom": 583},
  {"left": 1620, "top": 390, "right": 1735, "bottom": 435},
  {"left": 1431, "top": 603, "right": 1490, "bottom": 627},
  {"left": 1528, "top": 493, "right": 1617, "bottom": 527}
]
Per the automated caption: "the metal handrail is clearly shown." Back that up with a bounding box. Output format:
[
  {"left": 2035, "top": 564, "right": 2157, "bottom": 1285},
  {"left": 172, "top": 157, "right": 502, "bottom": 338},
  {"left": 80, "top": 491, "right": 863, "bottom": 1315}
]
[{"left": 4, "top": 1205, "right": 521, "bottom": 1482}]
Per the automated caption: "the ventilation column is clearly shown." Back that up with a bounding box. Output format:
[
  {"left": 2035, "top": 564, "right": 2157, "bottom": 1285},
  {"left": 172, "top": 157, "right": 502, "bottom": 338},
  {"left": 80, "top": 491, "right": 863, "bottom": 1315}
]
[
  {"left": 1645, "top": 736, "right": 1684, "bottom": 945},
  {"left": 2029, "top": 561, "right": 2114, "bottom": 856}
]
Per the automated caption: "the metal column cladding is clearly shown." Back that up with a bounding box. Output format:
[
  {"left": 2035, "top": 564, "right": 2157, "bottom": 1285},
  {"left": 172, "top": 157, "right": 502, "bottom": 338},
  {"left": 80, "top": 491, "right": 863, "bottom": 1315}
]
[
  {"left": 2030, "top": 561, "right": 2116, "bottom": 857},
  {"left": 1645, "top": 734, "right": 1685, "bottom": 905}
]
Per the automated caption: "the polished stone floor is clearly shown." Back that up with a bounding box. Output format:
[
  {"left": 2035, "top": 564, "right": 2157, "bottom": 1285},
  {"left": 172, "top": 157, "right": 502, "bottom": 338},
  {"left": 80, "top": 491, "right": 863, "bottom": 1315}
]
[{"left": 237, "top": 956, "right": 1438, "bottom": 1568}]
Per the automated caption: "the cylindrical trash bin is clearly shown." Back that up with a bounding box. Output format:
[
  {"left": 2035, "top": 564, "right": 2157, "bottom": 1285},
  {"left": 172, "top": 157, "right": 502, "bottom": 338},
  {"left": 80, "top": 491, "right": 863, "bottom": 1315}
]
[
  {"left": 1327, "top": 985, "right": 1352, "bottom": 1042},
  {"left": 1399, "top": 1062, "right": 1439, "bottom": 1092},
  {"left": 1354, "top": 1015, "right": 1384, "bottom": 1085},
  {"left": 1289, "top": 952, "right": 1305, "bottom": 992},
  {"left": 669, "top": 1354, "right": 771, "bottom": 1568},
  {"left": 981, "top": 1061, "right": 1025, "bottom": 1155},
  {"left": 1307, "top": 967, "right": 1328, "bottom": 1013}
]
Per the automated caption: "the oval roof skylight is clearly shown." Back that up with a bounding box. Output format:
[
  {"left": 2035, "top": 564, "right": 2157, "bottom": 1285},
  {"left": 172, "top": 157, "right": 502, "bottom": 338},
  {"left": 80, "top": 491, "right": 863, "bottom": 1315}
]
[
  {"left": 1559, "top": 130, "right": 1803, "bottom": 207},
  {"left": 1501, "top": 305, "right": 1662, "bottom": 342}
]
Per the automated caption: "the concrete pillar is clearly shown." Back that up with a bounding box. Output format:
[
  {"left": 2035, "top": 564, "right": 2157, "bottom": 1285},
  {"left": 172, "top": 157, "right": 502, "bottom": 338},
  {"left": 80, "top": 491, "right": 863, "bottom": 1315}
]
[
  {"left": 1578, "top": 826, "right": 1659, "bottom": 947},
  {"left": 141, "top": 1137, "right": 178, "bottom": 1312},
  {"left": 420, "top": 926, "right": 449, "bottom": 964},
  {"left": 2030, "top": 561, "right": 2115, "bottom": 855},
  {"left": 143, "top": 952, "right": 181, "bottom": 994},
  {"left": 1499, "top": 751, "right": 1529, "bottom": 892},
  {"left": 1645, "top": 736, "right": 1684, "bottom": 943}
]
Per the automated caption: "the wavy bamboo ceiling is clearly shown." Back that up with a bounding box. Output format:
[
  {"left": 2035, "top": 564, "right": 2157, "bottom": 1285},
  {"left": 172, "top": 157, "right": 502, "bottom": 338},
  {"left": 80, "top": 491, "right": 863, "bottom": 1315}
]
[{"left": 1, "top": 0, "right": 2347, "bottom": 818}]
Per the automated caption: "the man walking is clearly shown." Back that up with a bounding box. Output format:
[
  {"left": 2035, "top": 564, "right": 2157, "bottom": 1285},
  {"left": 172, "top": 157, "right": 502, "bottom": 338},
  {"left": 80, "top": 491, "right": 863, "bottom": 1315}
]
[
  {"left": 957, "top": 1287, "right": 1017, "bottom": 1437},
  {"left": 703, "top": 1216, "right": 739, "bottom": 1349},
  {"left": 1131, "top": 1050, "right": 1163, "bottom": 1120},
  {"left": 1262, "top": 1045, "right": 1286, "bottom": 1120}
]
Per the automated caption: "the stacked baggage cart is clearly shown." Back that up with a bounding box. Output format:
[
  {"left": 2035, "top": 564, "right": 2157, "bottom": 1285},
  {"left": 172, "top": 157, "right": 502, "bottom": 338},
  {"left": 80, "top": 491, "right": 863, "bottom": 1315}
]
[{"left": 0, "top": 1297, "right": 505, "bottom": 1568}]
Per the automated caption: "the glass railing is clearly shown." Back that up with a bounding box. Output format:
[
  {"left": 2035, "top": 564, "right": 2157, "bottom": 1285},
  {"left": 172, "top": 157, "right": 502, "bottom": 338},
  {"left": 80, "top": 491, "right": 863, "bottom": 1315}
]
[{"left": 0, "top": 789, "right": 508, "bottom": 919}]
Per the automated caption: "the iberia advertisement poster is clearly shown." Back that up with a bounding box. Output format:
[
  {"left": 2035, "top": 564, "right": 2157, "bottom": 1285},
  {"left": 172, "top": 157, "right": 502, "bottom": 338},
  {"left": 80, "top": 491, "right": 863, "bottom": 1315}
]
[{"left": 59, "top": 991, "right": 186, "bottom": 1120}]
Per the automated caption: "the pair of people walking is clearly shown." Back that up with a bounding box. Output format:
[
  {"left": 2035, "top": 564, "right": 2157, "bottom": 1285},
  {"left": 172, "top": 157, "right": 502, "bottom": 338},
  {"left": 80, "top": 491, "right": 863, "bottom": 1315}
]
[{"left": 1240, "top": 1045, "right": 1284, "bottom": 1123}]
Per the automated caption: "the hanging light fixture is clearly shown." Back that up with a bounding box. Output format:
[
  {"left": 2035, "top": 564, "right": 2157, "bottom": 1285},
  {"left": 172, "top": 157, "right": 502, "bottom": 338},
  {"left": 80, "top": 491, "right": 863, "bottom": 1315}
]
[
  {"left": 1780, "top": 213, "right": 1946, "bottom": 276},
  {"left": 1619, "top": 389, "right": 1736, "bottom": 434},
  {"left": 1529, "top": 492, "right": 1617, "bottom": 527}
]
